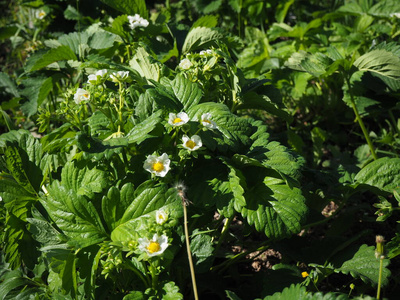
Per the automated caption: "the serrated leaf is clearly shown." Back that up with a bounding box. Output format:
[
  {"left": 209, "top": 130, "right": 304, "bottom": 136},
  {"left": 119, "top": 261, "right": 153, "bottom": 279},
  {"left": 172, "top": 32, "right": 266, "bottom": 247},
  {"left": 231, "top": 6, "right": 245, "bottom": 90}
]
[
  {"left": 0, "top": 72, "right": 19, "bottom": 97},
  {"left": 61, "top": 161, "right": 108, "bottom": 199},
  {"left": 20, "top": 75, "right": 53, "bottom": 116},
  {"left": 354, "top": 157, "right": 400, "bottom": 192},
  {"left": 102, "top": 183, "right": 134, "bottom": 231},
  {"left": 29, "top": 45, "right": 77, "bottom": 71},
  {"left": 338, "top": 244, "right": 390, "bottom": 286},
  {"left": 111, "top": 181, "right": 183, "bottom": 243},
  {"left": 168, "top": 74, "right": 203, "bottom": 111},
  {"left": 42, "top": 181, "right": 107, "bottom": 248},
  {"left": 129, "top": 47, "right": 161, "bottom": 81},
  {"left": 241, "top": 181, "right": 307, "bottom": 239},
  {"left": 182, "top": 27, "right": 224, "bottom": 54},
  {"left": 89, "top": 31, "right": 117, "bottom": 50},
  {"left": 354, "top": 49, "right": 400, "bottom": 80},
  {"left": 188, "top": 102, "right": 252, "bottom": 152},
  {"left": 285, "top": 51, "right": 334, "bottom": 77},
  {"left": 126, "top": 109, "right": 163, "bottom": 144},
  {"left": 263, "top": 284, "right": 307, "bottom": 300},
  {"left": 192, "top": 15, "right": 218, "bottom": 29},
  {"left": 100, "top": 0, "right": 147, "bottom": 18}
]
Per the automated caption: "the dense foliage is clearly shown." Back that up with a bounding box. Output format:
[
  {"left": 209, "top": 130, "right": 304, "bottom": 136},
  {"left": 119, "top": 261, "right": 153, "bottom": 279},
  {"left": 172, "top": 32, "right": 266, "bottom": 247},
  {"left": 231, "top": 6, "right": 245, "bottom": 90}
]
[{"left": 1, "top": 0, "right": 400, "bottom": 299}]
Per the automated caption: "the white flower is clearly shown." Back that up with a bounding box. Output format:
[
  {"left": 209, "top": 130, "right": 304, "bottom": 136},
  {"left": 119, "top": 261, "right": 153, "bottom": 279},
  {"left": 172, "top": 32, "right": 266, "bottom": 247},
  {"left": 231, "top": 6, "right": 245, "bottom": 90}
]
[
  {"left": 182, "top": 135, "right": 202, "bottom": 151},
  {"left": 36, "top": 10, "right": 46, "bottom": 20},
  {"left": 87, "top": 69, "right": 108, "bottom": 85},
  {"left": 74, "top": 88, "right": 90, "bottom": 104},
  {"left": 138, "top": 234, "right": 169, "bottom": 257},
  {"left": 0, "top": 196, "right": 2, "bottom": 202},
  {"left": 179, "top": 58, "right": 193, "bottom": 70},
  {"left": 110, "top": 71, "right": 129, "bottom": 82},
  {"left": 201, "top": 113, "right": 217, "bottom": 129},
  {"left": 155, "top": 209, "right": 168, "bottom": 225},
  {"left": 390, "top": 12, "right": 400, "bottom": 18},
  {"left": 143, "top": 153, "right": 171, "bottom": 177},
  {"left": 199, "top": 49, "right": 213, "bottom": 56},
  {"left": 168, "top": 112, "right": 189, "bottom": 126},
  {"left": 128, "top": 14, "right": 149, "bottom": 29}
]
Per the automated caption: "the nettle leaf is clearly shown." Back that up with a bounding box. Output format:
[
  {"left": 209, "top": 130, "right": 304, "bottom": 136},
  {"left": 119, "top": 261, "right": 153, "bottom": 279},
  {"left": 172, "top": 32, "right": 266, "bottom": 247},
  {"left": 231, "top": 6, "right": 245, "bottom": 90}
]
[
  {"left": 42, "top": 181, "right": 107, "bottom": 248},
  {"left": 354, "top": 157, "right": 400, "bottom": 193},
  {"left": 240, "top": 176, "right": 307, "bottom": 239},
  {"left": 102, "top": 183, "right": 134, "bottom": 232},
  {"left": 100, "top": 0, "right": 147, "bottom": 18},
  {"left": 130, "top": 47, "right": 161, "bottom": 82},
  {"left": 60, "top": 160, "right": 108, "bottom": 199},
  {"left": 338, "top": 244, "right": 390, "bottom": 286},
  {"left": 182, "top": 26, "right": 225, "bottom": 54},
  {"left": 111, "top": 181, "right": 183, "bottom": 243},
  {"left": 188, "top": 102, "right": 252, "bottom": 152},
  {"left": 354, "top": 49, "right": 400, "bottom": 80},
  {"left": 28, "top": 45, "right": 77, "bottom": 72}
]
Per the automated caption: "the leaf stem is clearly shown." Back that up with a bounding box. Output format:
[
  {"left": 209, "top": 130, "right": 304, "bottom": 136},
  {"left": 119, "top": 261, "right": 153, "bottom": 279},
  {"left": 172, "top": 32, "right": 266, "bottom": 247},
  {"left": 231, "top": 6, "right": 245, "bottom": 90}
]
[
  {"left": 377, "top": 256, "right": 383, "bottom": 299},
  {"left": 183, "top": 203, "right": 199, "bottom": 300},
  {"left": 214, "top": 214, "right": 235, "bottom": 255},
  {"left": 345, "top": 76, "right": 378, "bottom": 160}
]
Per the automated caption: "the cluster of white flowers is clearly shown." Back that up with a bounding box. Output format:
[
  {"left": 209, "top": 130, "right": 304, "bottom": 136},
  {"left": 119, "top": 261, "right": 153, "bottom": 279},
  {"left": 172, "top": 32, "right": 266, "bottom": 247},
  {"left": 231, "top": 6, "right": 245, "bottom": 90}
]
[
  {"left": 110, "top": 70, "right": 130, "bottom": 82},
  {"left": 199, "top": 49, "right": 213, "bottom": 56},
  {"left": 128, "top": 14, "right": 149, "bottom": 29},
  {"left": 390, "top": 12, "right": 400, "bottom": 18},
  {"left": 87, "top": 69, "right": 108, "bottom": 85}
]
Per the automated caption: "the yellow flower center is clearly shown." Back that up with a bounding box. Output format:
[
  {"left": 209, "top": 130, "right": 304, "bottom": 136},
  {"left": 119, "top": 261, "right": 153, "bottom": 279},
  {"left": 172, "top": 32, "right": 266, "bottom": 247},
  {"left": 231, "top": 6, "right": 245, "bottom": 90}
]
[
  {"left": 203, "top": 119, "right": 211, "bottom": 124},
  {"left": 83, "top": 93, "right": 89, "bottom": 98},
  {"left": 39, "top": 12, "right": 45, "bottom": 18},
  {"left": 152, "top": 162, "right": 164, "bottom": 172},
  {"left": 186, "top": 140, "right": 196, "bottom": 149},
  {"left": 301, "top": 271, "right": 309, "bottom": 278},
  {"left": 173, "top": 117, "right": 182, "bottom": 124},
  {"left": 147, "top": 241, "right": 161, "bottom": 253}
]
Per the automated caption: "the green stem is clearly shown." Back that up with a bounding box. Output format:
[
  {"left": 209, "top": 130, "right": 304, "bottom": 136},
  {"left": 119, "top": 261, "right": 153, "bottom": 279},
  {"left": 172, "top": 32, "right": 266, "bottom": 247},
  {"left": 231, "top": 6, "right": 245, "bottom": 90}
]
[
  {"left": 345, "top": 76, "right": 378, "bottom": 160},
  {"left": 377, "top": 257, "right": 383, "bottom": 299},
  {"left": 214, "top": 214, "right": 235, "bottom": 255},
  {"left": 183, "top": 203, "right": 199, "bottom": 300}
]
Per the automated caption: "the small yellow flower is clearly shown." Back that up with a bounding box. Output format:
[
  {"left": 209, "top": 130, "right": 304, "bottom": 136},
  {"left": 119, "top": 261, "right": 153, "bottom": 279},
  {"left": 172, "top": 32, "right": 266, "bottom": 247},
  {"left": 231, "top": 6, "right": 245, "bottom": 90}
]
[
  {"left": 138, "top": 234, "right": 169, "bottom": 257},
  {"left": 301, "top": 271, "right": 309, "bottom": 278}
]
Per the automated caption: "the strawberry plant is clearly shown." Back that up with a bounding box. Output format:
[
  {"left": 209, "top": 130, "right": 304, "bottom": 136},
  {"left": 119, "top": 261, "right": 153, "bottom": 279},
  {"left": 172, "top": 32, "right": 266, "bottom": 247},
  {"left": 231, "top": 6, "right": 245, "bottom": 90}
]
[{"left": 1, "top": 0, "right": 400, "bottom": 299}]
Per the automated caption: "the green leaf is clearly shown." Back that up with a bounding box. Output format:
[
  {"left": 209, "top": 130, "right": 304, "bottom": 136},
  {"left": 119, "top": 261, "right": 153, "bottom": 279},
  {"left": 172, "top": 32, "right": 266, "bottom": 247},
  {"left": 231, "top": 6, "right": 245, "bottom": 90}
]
[
  {"left": 338, "top": 244, "right": 391, "bottom": 286},
  {"left": 161, "top": 281, "right": 183, "bottom": 300},
  {"left": 126, "top": 109, "right": 163, "bottom": 144},
  {"left": 111, "top": 181, "right": 183, "bottom": 243},
  {"left": 0, "top": 276, "right": 33, "bottom": 300},
  {"left": 285, "top": 51, "right": 334, "bottom": 77},
  {"left": 263, "top": 284, "right": 307, "bottom": 300},
  {"left": 188, "top": 102, "right": 252, "bottom": 152},
  {"left": 240, "top": 179, "right": 307, "bottom": 239},
  {"left": 28, "top": 45, "right": 77, "bottom": 71},
  {"left": 0, "top": 25, "right": 18, "bottom": 40},
  {"left": 182, "top": 27, "right": 224, "bottom": 54},
  {"left": 89, "top": 31, "right": 117, "bottom": 50},
  {"left": 275, "top": 0, "right": 295, "bottom": 23},
  {"left": 190, "top": 230, "right": 214, "bottom": 272},
  {"left": 192, "top": 15, "right": 218, "bottom": 29},
  {"left": 368, "top": 0, "right": 400, "bottom": 18},
  {"left": 20, "top": 75, "right": 53, "bottom": 116},
  {"left": 0, "top": 72, "right": 19, "bottom": 97},
  {"left": 2, "top": 132, "right": 43, "bottom": 194},
  {"left": 41, "top": 181, "right": 107, "bottom": 248},
  {"left": 354, "top": 49, "right": 400, "bottom": 80},
  {"left": 100, "top": 0, "right": 147, "bottom": 18},
  {"left": 60, "top": 161, "right": 109, "bottom": 199},
  {"left": 354, "top": 157, "right": 400, "bottom": 193},
  {"left": 102, "top": 183, "right": 134, "bottom": 231},
  {"left": 76, "top": 133, "right": 128, "bottom": 160},
  {"left": 169, "top": 74, "right": 203, "bottom": 111}
]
